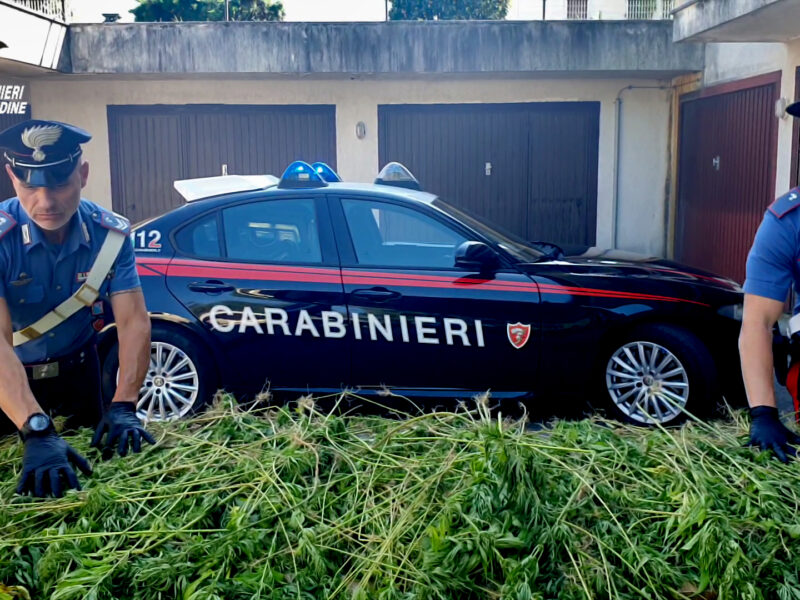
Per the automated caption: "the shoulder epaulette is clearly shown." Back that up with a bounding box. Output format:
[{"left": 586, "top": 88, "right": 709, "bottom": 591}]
[
  {"left": 0, "top": 210, "right": 17, "bottom": 241},
  {"left": 92, "top": 208, "right": 131, "bottom": 235},
  {"left": 768, "top": 188, "right": 800, "bottom": 219}
]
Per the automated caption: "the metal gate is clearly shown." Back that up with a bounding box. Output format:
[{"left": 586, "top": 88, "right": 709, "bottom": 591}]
[
  {"left": 675, "top": 73, "right": 780, "bottom": 283},
  {"left": 378, "top": 102, "right": 600, "bottom": 245},
  {"left": 108, "top": 105, "right": 337, "bottom": 223}
]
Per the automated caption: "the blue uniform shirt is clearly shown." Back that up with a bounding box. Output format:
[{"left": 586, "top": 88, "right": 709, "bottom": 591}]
[
  {"left": 0, "top": 198, "right": 140, "bottom": 364},
  {"left": 744, "top": 187, "right": 800, "bottom": 311}
]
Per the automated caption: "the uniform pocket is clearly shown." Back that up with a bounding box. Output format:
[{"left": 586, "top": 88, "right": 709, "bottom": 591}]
[{"left": 6, "top": 283, "right": 45, "bottom": 307}]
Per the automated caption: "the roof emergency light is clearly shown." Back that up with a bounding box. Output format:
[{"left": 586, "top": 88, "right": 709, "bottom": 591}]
[
  {"left": 278, "top": 160, "right": 327, "bottom": 189},
  {"left": 312, "top": 162, "right": 342, "bottom": 183},
  {"left": 374, "top": 162, "right": 422, "bottom": 191}
]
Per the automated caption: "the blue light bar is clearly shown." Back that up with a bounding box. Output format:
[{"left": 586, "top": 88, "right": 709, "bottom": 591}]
[
  {"left": 312, "top": 162, "right": 342, "bottom": 183},
  {"left": 278, "top": 160, "right": 327, "bottom": 189}
]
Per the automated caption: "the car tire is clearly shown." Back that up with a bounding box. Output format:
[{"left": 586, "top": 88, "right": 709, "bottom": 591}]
[
  {"left": 101, "top": 324, "right": 218, "bottom": 422},
  {"left": 599, "top": 323, "right": 719, "bottom": 426}
]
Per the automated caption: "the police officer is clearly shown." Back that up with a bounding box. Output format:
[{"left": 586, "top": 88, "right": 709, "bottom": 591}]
[
  {"left": 741, "top": 101, "right": 800, "bottom": 462},
  {"left": 0, "top": 119, "right": 154, "bottom": 497}
]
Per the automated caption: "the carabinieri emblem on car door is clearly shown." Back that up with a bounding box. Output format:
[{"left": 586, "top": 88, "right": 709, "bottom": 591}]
[{"left": 506, "top": 322, "right": 531, "bottom": 349}]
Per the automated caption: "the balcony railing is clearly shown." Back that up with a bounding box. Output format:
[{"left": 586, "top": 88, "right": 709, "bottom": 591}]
[
  {"left": 627, "top": 0, "right": 675, "bottom": 19},
  {"left": 567, "top": 0, "right": 588, "bottom": 19},
  {"left": 3, "top": 0, "right": 65, "bottom": 20}
]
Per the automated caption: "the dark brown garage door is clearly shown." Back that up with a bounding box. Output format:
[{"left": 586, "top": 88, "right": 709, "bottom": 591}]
[
  {"left": 676, "top": 73, "right": 780, "bottom": 283},
  {"left": 108, "top": 105, "right": 336, "bottom": 223},
  {"left": 0, "top": 108, "right": 31, "bottom": 203},
  {"left": 378, "top": 102, "right": 600, "bottom": 245}
]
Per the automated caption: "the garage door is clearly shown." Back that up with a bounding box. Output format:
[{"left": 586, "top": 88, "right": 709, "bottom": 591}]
[
  {"left": 676, "top": 73, "right": 779, "bottom": 283},
  {"left": 378, "top": 102, "right": 600, "bottom": 245},
  {"left": 0, "top": 108, "right": 31, "bottom": 203},
  {"left": 108, "top": 105, "right": 336, "bottom": 223}
]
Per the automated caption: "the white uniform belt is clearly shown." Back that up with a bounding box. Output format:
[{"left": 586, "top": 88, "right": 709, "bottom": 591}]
[
  {"left": 789, "top": 313, "right": 800, "bottom": 337},
  {"left": 12, "top": 229, "right": 127, "bottom": 347}
]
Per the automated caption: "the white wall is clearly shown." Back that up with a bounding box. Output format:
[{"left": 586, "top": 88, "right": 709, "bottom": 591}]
[
  {"left": 776, "top": 38, "right": 800, "bottom": 195},
  {"left": 27, "top": 75, "right": 672, "bottom": 253},
  {"left": 703, "top": 42, "right": 786, "bottom": 87},
  {"left": 507, "top": 0, "right": 664, "bottom": 20},
  {"left": 616, "top": 86, "right": 671, "bottom": 254}
]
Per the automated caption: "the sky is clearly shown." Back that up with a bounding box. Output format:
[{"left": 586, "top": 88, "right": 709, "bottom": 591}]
[{"left": 68, "top": 0, "right": 539, "bottom": 23}]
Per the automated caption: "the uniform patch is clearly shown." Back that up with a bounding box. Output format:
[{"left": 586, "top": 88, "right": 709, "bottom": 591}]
[
  {"left": 92, "top": 209, "right": 131, "bottom": 235},
  {"left": 769, "top": 188, "right": 800, "bottom": 219},
  {"left": 77, "top": 270, "right": 114, "bottom": 282},
  {"left": 0, "top": 210, "right": 17, "bottom": 241}
]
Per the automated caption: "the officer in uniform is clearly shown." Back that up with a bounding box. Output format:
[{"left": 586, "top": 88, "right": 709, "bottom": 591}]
[
  {"left": 0, "top": 119, "right": 154, "bottom": 497},
  {"left": 742, "top": 101, "right": 800, "bottom": 462}
]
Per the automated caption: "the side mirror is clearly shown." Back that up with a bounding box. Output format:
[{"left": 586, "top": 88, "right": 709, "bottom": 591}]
[{"left": 455, "top": 241, "right": 500, "bottom": 272}]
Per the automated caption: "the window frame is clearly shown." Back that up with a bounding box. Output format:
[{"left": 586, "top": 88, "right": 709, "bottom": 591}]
[
  {"left": 330, "top": 194, "right": 499, "bottom": 271},
  {"left": 170, "top": 194, "right": 338, "bottom": 267}
]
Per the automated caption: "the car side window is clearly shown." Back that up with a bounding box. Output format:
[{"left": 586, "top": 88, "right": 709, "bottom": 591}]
[
  {"left": 342, "top": 199, "right": 467, "bottom": 268},
  {"left": 174, "top": 212, "right": 221, "bottom": 258},
  {"left": 222, "top": 199, "right": 322, "bottom": 264}
]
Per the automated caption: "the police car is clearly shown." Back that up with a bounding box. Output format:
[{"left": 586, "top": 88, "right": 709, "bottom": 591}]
[{"left": 99, "top": 161, "right": 746, "bottom": 426}]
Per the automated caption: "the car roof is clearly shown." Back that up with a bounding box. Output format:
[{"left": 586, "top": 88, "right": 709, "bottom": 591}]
[
  {"left": 323, "top": 182, "right": 438, "bottom": 204},
  {"left": 176, "top": 179, "right": 439, "bottom": 207}
]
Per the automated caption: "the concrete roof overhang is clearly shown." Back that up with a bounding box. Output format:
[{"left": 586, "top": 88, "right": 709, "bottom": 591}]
[
  {"left": 673, "top": 0, "right": 800, "bottom": 43},
  {"left": 52, "top": 21, "right": 702, "bottom": 78}
]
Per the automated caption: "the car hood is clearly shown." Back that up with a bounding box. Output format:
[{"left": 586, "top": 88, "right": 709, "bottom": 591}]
[{"left": 518, "top": 245, "right": 743, "bottom": 293}]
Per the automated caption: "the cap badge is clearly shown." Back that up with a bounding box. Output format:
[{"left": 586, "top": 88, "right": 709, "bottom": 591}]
[{"left": 21, "top": 124, "right": 63, "bottom": 162}]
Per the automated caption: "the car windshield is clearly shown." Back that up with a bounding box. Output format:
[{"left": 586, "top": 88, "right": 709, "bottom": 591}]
[{"left": 432, "top": 198, "right": 545, "bottom": 263}]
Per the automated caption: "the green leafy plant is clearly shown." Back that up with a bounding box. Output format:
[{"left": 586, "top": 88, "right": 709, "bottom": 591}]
[
  {"left": 1, "top": 393, "right": 798, "bottom": 599},
  {"left": 389, "top": 0, "right": 510, "bottom": 21},
  {"left": 132, "top": 0, "right": 284, "bottom": 22}
]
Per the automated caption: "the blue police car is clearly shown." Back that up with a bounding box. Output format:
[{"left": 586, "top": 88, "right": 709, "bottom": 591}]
[{"left": 99, "top": 161, "right": 746, "bottom": 426}]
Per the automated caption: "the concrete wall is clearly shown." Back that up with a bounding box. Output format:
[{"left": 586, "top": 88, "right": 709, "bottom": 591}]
[
  {"left": 703, "top": 42, "right": 786, "bottom": 87},
  {"left": 64, "top": 21, "right": 702, "bottom": 77},
  {"left": 26, "top": 75, "right": 672, "bottom": 254}
]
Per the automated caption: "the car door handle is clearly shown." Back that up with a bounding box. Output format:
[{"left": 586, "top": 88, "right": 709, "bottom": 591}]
[
  {"left": 351, "top": 287, "right": 402, "bottom": 302},
  {"left": 188, "top": 280, "right": 235, "bottom": 293}
]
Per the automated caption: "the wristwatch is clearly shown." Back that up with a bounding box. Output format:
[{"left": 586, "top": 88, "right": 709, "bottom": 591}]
[{"left": 19, "top": 412, "right": 54, "bottom": 441}]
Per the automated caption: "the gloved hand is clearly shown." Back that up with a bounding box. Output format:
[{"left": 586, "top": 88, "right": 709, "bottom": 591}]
[
  {"left": 17, "top": 432, "right": 92, "bottom": 498},
  {"left": 91, "top": 402, "right": 155, "bottom": 457},
  {"left": 747, "top": 405, "right": 800, "bottom": 463}
]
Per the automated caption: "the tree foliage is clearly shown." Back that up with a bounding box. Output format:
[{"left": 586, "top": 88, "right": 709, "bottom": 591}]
[
  {"left": 132, "top": 0, "right": 284, "bottom": 22},
  {"left": 389, "top": 0, "right": 510, "bottom": 20}
]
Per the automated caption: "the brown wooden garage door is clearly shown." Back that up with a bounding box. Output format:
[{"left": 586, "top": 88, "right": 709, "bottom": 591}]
[
  {"left": 378, "top": 102, "right": 600, "bottom": 245},
  {"left": 108, "top": 105, "right": 336, "bottom": 223},
  {"left": 0, "top": 107, "right": 31, "bottom": 203},
  {"left": 676, "top": 73, "right": 780, "bottom": 283}
]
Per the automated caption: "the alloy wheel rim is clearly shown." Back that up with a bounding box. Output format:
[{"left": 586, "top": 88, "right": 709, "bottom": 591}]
[
  {"left": 131, "top": 342, "right": 199, "bottom": 422},
  {"left": 605, "top": 341, "right": 689, "bottom": 425}
]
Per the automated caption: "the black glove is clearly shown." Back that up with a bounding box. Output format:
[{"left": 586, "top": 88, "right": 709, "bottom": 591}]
[
  {"left": 747, "top": 405, "right": 800, "bottom": 463},
  {"left": 91, "top": 402, "right": 155, "bottom": 457},
  {"left": 17, "top": 432, "right": 92, "bottom": 498}
]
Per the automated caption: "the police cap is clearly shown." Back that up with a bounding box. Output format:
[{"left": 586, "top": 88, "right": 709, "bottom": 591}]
[
  {"left": 787, "top": 101, "right": 800, "bottom": 119},
  {"left": 0, "top": 119, "right": 91, "bottom": 187}
]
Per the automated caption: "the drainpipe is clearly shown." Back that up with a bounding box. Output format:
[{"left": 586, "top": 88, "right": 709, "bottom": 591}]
[{"left": 613, "top": 85, "right": 670, "bottom": 249}]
